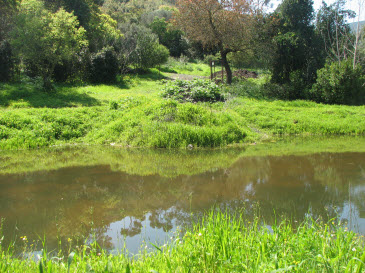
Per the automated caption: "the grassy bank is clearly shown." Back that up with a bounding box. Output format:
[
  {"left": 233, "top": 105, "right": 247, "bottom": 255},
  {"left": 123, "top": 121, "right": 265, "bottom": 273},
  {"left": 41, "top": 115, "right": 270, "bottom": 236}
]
[
  {"left": 1, "top": 71, "right": 365, "bottom": 150},
  {"left": 1, "top": 210, "right": 364, "bottom": 272}
]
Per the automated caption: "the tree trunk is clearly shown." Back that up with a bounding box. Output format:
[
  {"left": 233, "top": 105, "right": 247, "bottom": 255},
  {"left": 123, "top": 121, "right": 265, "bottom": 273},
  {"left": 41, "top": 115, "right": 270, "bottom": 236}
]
[
  {"left": 220, "top": 50, "right": 232, "bottom": 84},
  {"left": 42, "top": 75, "right": 53, "bottom": 91}
]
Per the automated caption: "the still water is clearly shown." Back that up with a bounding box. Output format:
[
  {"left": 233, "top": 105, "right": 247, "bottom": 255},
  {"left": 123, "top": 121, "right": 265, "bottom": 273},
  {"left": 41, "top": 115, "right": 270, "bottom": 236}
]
[{"left": 0, "top": 139, "right": 365, "bottom": 254}]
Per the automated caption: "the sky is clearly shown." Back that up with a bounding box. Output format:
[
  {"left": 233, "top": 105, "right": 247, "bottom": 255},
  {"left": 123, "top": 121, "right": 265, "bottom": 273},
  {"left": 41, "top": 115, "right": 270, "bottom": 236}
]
[{"left": 269, "top": 0, "right": 365, "bottom": 21}]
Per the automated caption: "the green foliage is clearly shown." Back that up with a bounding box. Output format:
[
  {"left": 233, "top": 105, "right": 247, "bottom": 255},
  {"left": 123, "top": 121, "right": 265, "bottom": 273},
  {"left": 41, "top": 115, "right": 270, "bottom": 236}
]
[
  {"left": 224, "top": 76, "right": 269, "bottom": 100},
  {"left": 310, "top": 60, "right": 365, "bottom": 105},
  {"left": 87, "top": 12, "right": 122, "bottom": 52},
  {"left": 0, "top": 0, "right": 18, "bottom": 42},
  {"left": 150, "top": 17, "right": 187, "bottom": 57},
  {"left": 88, "top": 47, "right": 119, "bottom": 83},
  {"left": 161, "top": 79, "right": 226, "bottom": 103},
  {"left": 270, "top": 0, "right": 318, "bottom": 97},
  {"left": 228, "top": 50, "right": 260, "bottom": 69},
  {"left": 121, "top": 24, "right": 169, "bottom": 70},
  {"left": 151, "top": 43, "right": 170, "bottom": 68},
  {"left": 11, "top": 0, "right": 88, "bottom": 89}
]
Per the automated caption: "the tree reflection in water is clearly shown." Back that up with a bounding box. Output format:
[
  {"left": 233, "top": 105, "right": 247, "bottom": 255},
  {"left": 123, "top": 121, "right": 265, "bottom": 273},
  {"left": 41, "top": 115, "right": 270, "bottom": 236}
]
[{"left": 0, "top": 149, "right": 364, "bottom": 254}]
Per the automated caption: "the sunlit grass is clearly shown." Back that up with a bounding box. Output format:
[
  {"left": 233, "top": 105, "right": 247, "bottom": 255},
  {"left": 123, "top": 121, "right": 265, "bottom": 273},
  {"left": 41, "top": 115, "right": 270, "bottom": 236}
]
[
  {"left": 0, "top": 68, "right": 365, "bottom": 150},
  {"left": 161, "top": 58, "right": 211, "bottom": 76}
]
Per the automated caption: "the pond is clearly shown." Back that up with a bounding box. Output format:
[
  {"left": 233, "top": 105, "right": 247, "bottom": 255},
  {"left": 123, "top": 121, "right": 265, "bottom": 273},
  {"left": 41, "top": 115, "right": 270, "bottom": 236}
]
[{"left": 1, "top": 137, "right": 365, "bottom": 255}]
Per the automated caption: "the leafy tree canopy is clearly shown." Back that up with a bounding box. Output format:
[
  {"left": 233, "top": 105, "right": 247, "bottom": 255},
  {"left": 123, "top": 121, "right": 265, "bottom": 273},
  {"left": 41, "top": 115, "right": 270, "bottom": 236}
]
[
  {"left": 11, "top": 0, "right": 88, "bottom": 90},
  {"left": 174, "top": 0, "right": 264, "bottom": 84},
  {"left": 270, "top": 0, "right": 317, "bottom": 89}
]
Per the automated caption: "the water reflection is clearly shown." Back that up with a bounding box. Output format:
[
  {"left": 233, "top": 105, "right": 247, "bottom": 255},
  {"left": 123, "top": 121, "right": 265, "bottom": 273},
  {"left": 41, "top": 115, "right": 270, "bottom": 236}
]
[{"left": 0, "top": 149, "right": 364, "bottom": 254}]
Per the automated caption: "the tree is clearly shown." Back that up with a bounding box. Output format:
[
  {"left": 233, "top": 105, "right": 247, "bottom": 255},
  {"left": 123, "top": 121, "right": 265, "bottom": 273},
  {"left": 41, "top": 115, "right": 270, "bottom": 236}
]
[
  {"left": 0, "top": 41, "right": 14, "bottom": 82},
  {"left": 174, "top": 0, "right": 263, "bottom": 84},
  {"left": 0, "top": 0, "right": 19, "bottom": 41},
  {"left": 11, "top": 0, "right": 88, "bottom": 90},
  {"left": 270, "top": 0, "right": 318, "bottom": 96},
  {"left": 310, "top": 59, "right": 364, "bottom": 105},
  {"left": 0, "top": 0, "right": 19, "bottom": 82},
  {"left": 352, "top": 0, "right": 365, "bottom": 68},
  {"left": 43, "top": 0, "right": 103, "bottom": 27},
  {"left": 315, "top": 0, "right": 355, "bottom": 65},
  {"left": 359, "top": 25, "right": 365, "bottom": 67},
  {"left": 120, "top": 24, "right": 169, "bottom": 71},
  {"left": 89, "top": 46, "right": 119, "bottom": 83},
  {"left": 150, "top": 17, "right": 187, "bottom": 57},
  {"left": 87, "top": 12, "right": 122, "bottom": 52}
]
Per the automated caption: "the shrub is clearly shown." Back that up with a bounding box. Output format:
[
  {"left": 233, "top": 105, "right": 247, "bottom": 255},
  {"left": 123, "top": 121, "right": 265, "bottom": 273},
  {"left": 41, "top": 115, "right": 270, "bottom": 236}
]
[
  {"left": 310, "top": 60, "right": 365, "bottom": 105},
  {"left": 161, "top": 79, "right": 225, "bottom": 103},
  {"left": 53, "top": 56, "right": 88, "bottom": 83},
  {"left": 120, "top": 24, "right": 169, "bottom": 71},
  {"left": 11, "top": 1, "right": 87, "bottom": 90},
  {"left": 89, "top": 47, "right": 119, "bottom": 83}
]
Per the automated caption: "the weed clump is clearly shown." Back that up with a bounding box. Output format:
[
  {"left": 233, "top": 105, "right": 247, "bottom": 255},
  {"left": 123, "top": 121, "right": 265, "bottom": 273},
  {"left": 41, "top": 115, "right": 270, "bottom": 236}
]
[{"left": 161, "top": 79, "right": 226, "bottom": 103}]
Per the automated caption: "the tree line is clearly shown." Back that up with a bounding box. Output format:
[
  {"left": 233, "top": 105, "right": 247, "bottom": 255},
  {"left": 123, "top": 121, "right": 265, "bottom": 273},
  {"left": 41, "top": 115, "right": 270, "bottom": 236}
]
[
  {"left": 0, "top": 0, "right": 187, "bottom": 88},
  {"left": 0, "top": 0, "right": 364, "bottom": 104}
]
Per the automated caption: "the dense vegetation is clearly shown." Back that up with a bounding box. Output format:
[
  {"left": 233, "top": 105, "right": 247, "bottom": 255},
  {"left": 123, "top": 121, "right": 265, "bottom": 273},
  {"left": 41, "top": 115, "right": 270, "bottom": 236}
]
[
  {"left": 0, "top": 0, "right": 364, "bottom": 99},
  {"left": 1, "top": 0, "right": 365, "bottom": 270}
]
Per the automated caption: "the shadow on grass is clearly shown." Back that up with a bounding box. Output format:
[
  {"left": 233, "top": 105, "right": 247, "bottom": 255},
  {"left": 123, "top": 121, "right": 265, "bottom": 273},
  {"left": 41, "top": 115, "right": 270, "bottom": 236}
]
[
  {"left": 159, "top": 66, "right": 178, "bottom": 73},
  {"left": 111, "top": 70, "right": 171, "bottom": 89},
  {"left": 0, "top": 83, "right": 101, "bottom": 108}
]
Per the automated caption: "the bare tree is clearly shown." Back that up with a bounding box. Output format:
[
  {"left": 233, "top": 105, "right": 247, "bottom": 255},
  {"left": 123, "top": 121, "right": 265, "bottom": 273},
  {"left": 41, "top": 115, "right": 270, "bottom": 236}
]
[{"left": 353, "top": 0, "right": 365, "bottom": 68}]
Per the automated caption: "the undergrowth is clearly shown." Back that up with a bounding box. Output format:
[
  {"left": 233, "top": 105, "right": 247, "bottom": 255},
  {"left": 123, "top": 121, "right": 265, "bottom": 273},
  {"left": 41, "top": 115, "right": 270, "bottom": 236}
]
[{"left": 161, "top": 79, "right": 225, "bottom": 103}]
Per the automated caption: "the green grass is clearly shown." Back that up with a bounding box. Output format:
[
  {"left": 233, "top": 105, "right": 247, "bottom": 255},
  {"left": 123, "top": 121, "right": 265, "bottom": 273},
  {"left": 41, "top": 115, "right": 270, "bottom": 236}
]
[
  {"left": 0, "top": 69, "right": 365, "bottom": 150},
  {"left": 160, "top": 57, "right": 211, "bottom": 76},
  {"left": 1, "top": 210, "right": 364, "bottom": 272}
]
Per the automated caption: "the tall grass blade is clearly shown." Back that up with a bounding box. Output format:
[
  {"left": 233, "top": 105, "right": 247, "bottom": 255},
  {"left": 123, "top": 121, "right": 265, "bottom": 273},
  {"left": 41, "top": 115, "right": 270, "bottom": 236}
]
[
  {"left": 39, "top": 261, "right": 43, "bottom": 273},
  {"left": 355, "top": 250, "right": 365, "bottom": 273},
  {"left": 126, "top": 263, "right": 131, "bottom": 273},
  {"left": 67, "top": 252, "right": 75, "bottom": 273}
]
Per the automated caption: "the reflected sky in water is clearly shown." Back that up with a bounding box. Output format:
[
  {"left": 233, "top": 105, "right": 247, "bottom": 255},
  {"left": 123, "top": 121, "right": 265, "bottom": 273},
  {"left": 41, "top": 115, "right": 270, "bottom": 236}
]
[{"left": 0, "top": 147, "right": 364, "bottom": 254}]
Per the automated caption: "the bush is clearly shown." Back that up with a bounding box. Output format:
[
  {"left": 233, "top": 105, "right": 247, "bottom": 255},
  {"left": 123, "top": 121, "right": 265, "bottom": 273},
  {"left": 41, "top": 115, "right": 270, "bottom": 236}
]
[
  {"left": 89, "top": 47, "right": 119, "bottom": 83},
  {"left": 310, "top": 60, "right": 365, "bottom": 105},
  {"left": 161, "top": 79, "right": 225, "bottom": 103},
  {"left": 0, "top": 40, "right": 14, "bottom": 82},
  {"left": 120, "top": 24, "right": 169, "bottom": 71}
]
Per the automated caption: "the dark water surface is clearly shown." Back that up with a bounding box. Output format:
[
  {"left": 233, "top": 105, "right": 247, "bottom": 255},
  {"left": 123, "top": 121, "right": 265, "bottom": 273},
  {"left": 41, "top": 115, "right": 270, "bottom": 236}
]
[{"left": 1, "top": 139, "right": 365, "bottom": 254}]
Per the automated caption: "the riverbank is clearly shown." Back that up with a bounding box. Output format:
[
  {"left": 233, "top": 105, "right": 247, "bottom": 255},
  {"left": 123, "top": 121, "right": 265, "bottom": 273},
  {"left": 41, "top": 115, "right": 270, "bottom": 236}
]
[
  {"left": 1, "top": 210, "right": 364, "bottom": 272},
  {"left": 1, "top": 71, "right": 365, "bottom": 150}
]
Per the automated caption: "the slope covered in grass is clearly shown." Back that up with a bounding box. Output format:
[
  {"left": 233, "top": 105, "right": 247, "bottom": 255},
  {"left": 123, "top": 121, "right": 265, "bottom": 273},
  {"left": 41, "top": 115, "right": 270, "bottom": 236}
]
[{"left": 1, "top": 72, "right": 365, "bottom": 150}]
